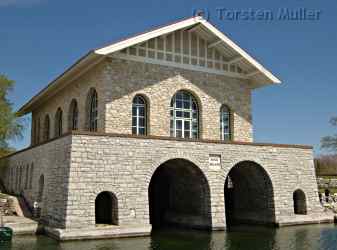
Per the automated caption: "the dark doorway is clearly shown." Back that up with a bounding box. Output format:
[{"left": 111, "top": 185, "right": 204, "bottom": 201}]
[
  {"left": 95, "top": 191, "right": 118, "bottom": 225},
  {"left": 224, "top": 161, "right": 275, "bottom": 228},
  {"left": 293, "top": 189, "right": 307, "bottom": 215},
  {"left": 149, "top": 159, "right": 211, "bottom": 230}
]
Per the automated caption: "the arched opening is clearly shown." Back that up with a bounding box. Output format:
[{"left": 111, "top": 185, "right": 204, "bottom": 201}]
[
  {"left": 36, "top": 118, "right": 41, "bottom": 144},
  {"left": 43, "top": 115, "right": 50, "bottom": 141},
  {"left": 132, "top": 95, "right": 147, "bottom": 136},
  {"left": 224, "top": 161, "right": 275, "bottom": 228},
  {"left": 68, "top": 99, "right": 79, "bottom": 131},
  {"left": 38, "top": 175, "right": 44, "bottom": 202},
  {"left": 293, "top": 189, "right": 307, "bottom": 215},
  {"left": 29, "top": 164, "right": 34, "bottom": 189},
  {"left": 95, "top": 191, "right": 118, "bottom": 225},
  {"left": 54, "top": 108, "right": 63, "bottom": 137},
  {"left": 220, "top": 104, "right": 232, "bottom": 141},
  {"left": 149, "top": 158, "right": 211, "bottom": 230},
  {"left": 86, "top": 88, "right": 98, "bottom": 132},
  {"left": 170, "top": 90, "right": 199, "bottom": 139}
]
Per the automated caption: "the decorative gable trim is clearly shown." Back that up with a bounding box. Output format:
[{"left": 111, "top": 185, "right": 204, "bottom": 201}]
[
  {"left": 18, "top": 16, "right": 281, "bottom": 115},
  {"left": 95, "top": 16, "right": 281, "bottom": 85},
  {"left": 110, "top": 25, "right": 251, "bottom": 79},
  {"left": 113, "top": 53, "right": 248, "bottom": 79}
]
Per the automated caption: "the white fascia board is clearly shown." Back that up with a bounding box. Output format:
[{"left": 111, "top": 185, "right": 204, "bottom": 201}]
[
  {"left": 95, "top": 17, "right": 281, "bottom": 84},
  {"left": 199, "top": 20, "right": 281, "bottom": 84},
  {"left": 95, "top": 17, "right": 202, "bottom": 55}
]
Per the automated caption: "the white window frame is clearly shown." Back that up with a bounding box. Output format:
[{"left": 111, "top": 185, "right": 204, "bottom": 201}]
[
  {"left": 170, "top": 91, "right": 198, "bottom": 139},
  {"left": 89, "top": 91, "right": 98, "bottom": 132},
  {"left": 132, "top": 95, "right": 147, "bottom": 135},
  {"left": 220, "top": 105, "right": 231, "bottom": 141}
]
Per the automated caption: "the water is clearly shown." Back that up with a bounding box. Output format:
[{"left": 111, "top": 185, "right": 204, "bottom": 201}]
[{"left": 2, "top": 224, "right": 337, "bottom": 250}]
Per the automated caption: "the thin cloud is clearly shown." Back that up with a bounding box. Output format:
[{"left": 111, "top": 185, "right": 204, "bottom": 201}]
[{"left": 0, "top": 0, "right": 43, "bottom": 7}]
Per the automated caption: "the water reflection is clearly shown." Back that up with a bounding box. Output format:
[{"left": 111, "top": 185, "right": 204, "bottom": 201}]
[{"left": 2, "top": 224, "right": 337, "bottom": 250}]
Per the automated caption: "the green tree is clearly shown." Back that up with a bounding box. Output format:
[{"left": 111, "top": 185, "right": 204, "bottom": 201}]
[
  {"left": 0, "top": 74, "right": 24, "bottom": 157},
  {"left": 321, "top": 117, "right": 337, "bottom": 153}
]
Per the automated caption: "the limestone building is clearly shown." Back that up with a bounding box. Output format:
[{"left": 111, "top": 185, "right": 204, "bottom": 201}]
[{"left": 0, "top": 16, "right": 331, "bottom": 240}]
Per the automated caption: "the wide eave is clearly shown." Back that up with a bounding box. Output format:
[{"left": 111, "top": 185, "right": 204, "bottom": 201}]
[{"left": 18, "top": 16, "right": 281, "bottom": 115}]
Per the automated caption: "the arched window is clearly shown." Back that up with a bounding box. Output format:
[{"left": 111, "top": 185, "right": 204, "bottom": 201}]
[
  {"left": 38, "top": 175, "right": 44, "bottom": 202},
  {"left": 32, "top": 119, "right": 36, "bottom": 145},
  {"left": 293, "top": 189, "right": 307, "bottom": 215},
  {"left": 220, "top": 105, "right": 231, "bottom": 141},
  {"left": 19, "top": 166, "right": 23, "bottom": 192},
  {"left": 87, "top": 89, "right": 98, "bottom": 132},
  {"left": 55, "top": 108, "right": 63, "bottom": 137},
  {"left": 43, "top": 115, "right": 50, "bottom": 141},
  {"left": 132, "top": 95, "right": 147, "bottom": 135},
  {"left": 10, "top": 167, "right": 14, "bottom": 192},
  {"left": 170, "top": 90, "right": 199, "bottom": 139},
  {"left": 36, "top": 118, "right": 41, "bottom": 144},
  {"left": 15, "top": 166, "right": 19, "bottom": 193},
  {"left": 69, "top": 99, "right": 79, "bottom": 131},
  {"left": 25, "top": 164, "right": 29, "bottom": 189},
  {"left": 29, "top": 164, "right": 34, "bottom": 189}
]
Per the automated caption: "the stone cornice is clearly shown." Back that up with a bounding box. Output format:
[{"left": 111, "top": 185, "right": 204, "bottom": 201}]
[{"left": 0, "top": 131, "right": 313, "bottom": 161}]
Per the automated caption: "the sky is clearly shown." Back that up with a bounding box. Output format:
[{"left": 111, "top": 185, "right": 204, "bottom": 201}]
[{"left": 0, "top": 0, "right": 336, "bottom": 155}]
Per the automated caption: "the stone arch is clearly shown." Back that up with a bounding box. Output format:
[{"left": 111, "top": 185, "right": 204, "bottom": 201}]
[
  {"left": 38, "top": 174, "right": 44, "bottom": 202},
  {"left": 95, "top": 191, "right": 118, "bottom": 225},
  {"left": 293, "top": 189, "right": 307, "bottom": 215},
  {"left": 224, "top": 160, "right": 275, "bottom": 227},
  {"left": 148, "top": 158, "right": 212, "bottom": 229},
  {"left": 145, "top": 153, "right": 205, "bottom": 187}
]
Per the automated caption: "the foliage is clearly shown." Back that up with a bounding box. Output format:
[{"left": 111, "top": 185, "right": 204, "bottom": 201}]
[
  {"left": 321, "top": 117, "right": 337, "bottom": 153},
  {"left": 315, "top": 154, "right": 337, "bottom": 176},
  {"left": 0, "top": 74, "right": 24, "bottom": 156}
]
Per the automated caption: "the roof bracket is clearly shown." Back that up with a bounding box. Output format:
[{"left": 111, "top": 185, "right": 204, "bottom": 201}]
[
  {"left": 227, "top": 56, "right": 244, "bottom": 64},
  {"left": 208, "top": 40, "right": 222, "bottom": 48},
  {"left": 246, "top": 70, "right": 260, "bottom": 77},
  {"left": 187, "top": 24, "right": 201, "bottom": 33}
]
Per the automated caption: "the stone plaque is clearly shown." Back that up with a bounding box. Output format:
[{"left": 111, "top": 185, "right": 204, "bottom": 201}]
[{"left": 209, "top": 154, "right": 221, "bottom": 170}]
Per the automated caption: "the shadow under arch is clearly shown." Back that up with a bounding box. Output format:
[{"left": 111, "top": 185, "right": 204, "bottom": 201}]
[
  {"left": 148, "top": 158, "right": 212, "bottom": 230},
  {"left": 293, "top": 189, "right": 307, "bottom": 215},
  {"left": 95, "top": 191, "right": 119, "bottom": 225},
  {"left": 224, "top": 160, "right": 276, "bottom": 228}
]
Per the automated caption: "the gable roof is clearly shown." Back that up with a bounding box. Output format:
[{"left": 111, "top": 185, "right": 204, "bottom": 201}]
[{"left": 18, "top": 16, "right": 281, "bottom": 115}]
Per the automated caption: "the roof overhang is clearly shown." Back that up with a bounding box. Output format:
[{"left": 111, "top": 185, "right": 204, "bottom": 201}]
[
  {"left": 18, "top": 51, "right": 103, "bottom": 115},
  {"left": 18, "top": 16, "right": 281, "bottom": 115}
]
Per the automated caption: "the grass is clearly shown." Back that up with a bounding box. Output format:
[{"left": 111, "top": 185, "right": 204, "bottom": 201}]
[
  {"left": 0, "top": 193, "right": 8, "bottom": 199},
  {"left": 317, "top": 176, "right": 337, "bottom": 179},
  {"left": 319, "top": 188, "right": 337, "bottom": 194}
]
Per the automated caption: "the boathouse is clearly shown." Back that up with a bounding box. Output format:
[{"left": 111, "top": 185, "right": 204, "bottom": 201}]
[{"left": 0, "top": 16, "right": 330, "bottom": 240}]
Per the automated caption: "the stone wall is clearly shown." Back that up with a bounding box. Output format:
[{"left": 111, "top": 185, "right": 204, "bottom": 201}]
[
  {"left": 0, "top": 135, "right": 72, "bottom": 228},
  {"left": 104, "top": 57, "right": 253, "bottom": 142},
  {"left": 31, "top": 62, "right": 108, "bottom": 145},
  {"left": 64, "top": 133, "right": 321, "bottom": 229},
  {"left": 31, "top": 57, "right": 253, "bottom": 146},
  {"left": 0, "top": 133, "right": 323, "bottom": 230}
]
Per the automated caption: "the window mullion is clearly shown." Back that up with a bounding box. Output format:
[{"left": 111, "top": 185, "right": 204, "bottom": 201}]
[{"left": 136, "top": 106, "right": 138, "bottom": 135}]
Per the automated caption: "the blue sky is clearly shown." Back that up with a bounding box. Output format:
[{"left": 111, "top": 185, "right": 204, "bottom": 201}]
[{"left": 1, "top": 0, "right": 336, "bottom": 155}]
